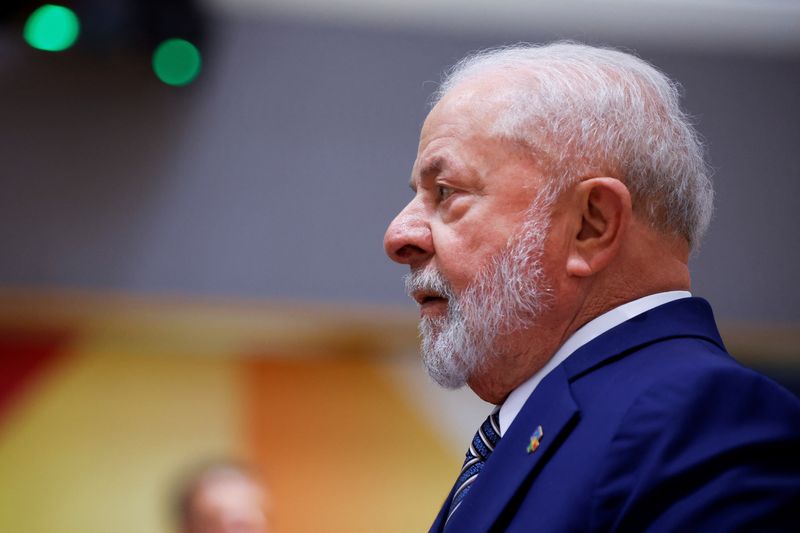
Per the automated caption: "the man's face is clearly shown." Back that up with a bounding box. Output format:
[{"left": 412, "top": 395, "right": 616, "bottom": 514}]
[
  {"left": 384, "top": 82, "right": 556, "bottom": 389},
  {"left": 188, "top": 475, "right": 269, "bottom": 533}
]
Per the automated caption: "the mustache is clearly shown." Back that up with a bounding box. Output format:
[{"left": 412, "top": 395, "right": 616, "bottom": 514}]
[{"left": 403, "top": 267, "right": 456, "bottom": 301}]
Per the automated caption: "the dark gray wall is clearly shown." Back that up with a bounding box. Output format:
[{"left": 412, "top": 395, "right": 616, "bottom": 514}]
[{"left": 1, "top": 14, "right": 798, "bottom": 322}]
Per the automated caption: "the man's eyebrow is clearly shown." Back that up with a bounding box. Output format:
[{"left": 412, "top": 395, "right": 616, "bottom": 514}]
[
  {"left": 409, "top": 156, "right": 447, "bottom": 190},
  {"left": 421, "top": 156, "right": 446, "bottom": 178}
]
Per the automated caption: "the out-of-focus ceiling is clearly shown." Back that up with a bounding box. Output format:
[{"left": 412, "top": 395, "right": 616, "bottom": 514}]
[{"left": 208, "top": 0, "right": 800, "bottom": 54}]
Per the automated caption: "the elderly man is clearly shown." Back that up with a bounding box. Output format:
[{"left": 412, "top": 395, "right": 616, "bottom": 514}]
[
  {"left": 384, "top": 42, "right": 800, "bottom": 532},
  {"left": 176, "top": 461, "right": 270, "bottom": 533}
]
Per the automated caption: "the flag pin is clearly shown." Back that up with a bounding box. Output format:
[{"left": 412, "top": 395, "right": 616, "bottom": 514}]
[{"left": 526, "top": 425, "right": 544, "bottom": 454}]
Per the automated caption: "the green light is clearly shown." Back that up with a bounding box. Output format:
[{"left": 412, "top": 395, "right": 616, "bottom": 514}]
[
  {"left": 152, "top": 39, "right": 202, "bottom": 87},
  {"left": 24, "top": 4, "right": 80, "bottom": 52}
]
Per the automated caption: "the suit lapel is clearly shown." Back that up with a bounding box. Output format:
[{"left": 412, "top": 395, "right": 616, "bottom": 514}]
[
  {"left": 429, "top": 480, "right": 457, "bottom": 532},
  {"left": 430, "top": 297, "right": 723, "bottom": 532},
  {"left": 442, "top": 365, "right": 579, "bottom": 532}
]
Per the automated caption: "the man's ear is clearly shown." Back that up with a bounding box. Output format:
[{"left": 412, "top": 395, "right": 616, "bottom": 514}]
[{"left": 566, "top": 177, "right": 632, "bottom": 278}]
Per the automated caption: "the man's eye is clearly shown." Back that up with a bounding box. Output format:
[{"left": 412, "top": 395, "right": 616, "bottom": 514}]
[{"left": 437, "top": 185, "right": 455, "bottom": 201}]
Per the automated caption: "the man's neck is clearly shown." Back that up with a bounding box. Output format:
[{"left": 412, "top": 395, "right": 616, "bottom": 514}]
[{"left": 496, "top": 290, "right": 692, "bottom": 435}]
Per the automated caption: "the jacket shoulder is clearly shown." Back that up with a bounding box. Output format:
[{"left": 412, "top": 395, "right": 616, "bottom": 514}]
[{"left": 589, "top": 343, "right": 800, "bottom": 532}]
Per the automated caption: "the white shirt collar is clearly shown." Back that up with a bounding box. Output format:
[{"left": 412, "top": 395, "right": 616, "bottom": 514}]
[{"left": 497, "top": 291, "right": 692, "bottom": 435}]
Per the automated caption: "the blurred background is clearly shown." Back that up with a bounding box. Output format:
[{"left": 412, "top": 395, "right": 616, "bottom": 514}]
[{"left": 1, "top": 0, "right": 798, "bottom": 531}]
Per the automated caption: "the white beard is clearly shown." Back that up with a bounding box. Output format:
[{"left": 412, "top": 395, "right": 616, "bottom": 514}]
[{"left": 404, "top": 199, "right": 554, "bottom": 389}]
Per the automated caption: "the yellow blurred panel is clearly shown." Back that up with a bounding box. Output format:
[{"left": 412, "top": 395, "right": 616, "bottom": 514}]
[
  {"left": 0, "top": 341, "right": 241, "bottom": 533},
  {"left": 243, "top": 355, "right": 455, "bottom": 533}
]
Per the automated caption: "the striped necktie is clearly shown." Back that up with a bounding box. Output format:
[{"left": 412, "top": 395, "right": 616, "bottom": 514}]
[{"left": 445, "top": 410, "right": 502, "bottom": 525}]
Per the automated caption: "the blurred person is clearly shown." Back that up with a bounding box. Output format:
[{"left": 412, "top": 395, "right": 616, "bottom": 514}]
[
  {"left": 384, "top": 42, "right": 800, "bottom": 532},
  {"left": 176, "top": 461, "right": 269, "bottom": 533}
]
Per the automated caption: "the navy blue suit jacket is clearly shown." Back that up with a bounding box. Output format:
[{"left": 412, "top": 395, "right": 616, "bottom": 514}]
[{"left": 431, "top": 298, "right": 800, "bottom": 532}]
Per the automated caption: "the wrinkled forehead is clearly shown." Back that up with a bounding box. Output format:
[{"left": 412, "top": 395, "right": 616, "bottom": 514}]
[
  {"left": 418, "top": 78, "right": 551, "bottom": 171},
  {"left": 419, "top": 78, "right": 518, "bottom": 145},
  {"left": 429, "top": 68, "right": 547, "bottom": 138}
]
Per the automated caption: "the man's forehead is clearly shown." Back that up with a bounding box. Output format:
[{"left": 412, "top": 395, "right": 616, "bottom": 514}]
[
  {"left": 418, "top": 78, "right": 519, "bottom": 148},
  {"left": 410, "top": 91, "right": 493, "bottom": 184},
  {"left": 424, "top": 88, "right": 486, "bottom": 128}
]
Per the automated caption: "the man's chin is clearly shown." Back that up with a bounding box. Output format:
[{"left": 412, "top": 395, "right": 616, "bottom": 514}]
[
  {"left": 420, "top": 335, "right": 471, "bottom": 389},
  {"left": 423, "top": 357, "right": 469, "bottom": 389}
]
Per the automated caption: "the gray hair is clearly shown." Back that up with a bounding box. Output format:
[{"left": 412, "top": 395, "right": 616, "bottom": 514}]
[{"left": 434, "top": 42, "right": 714, "bottom": 247}]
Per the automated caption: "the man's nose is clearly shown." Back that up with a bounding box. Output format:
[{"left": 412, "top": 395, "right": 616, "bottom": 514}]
[{"left": 383, "top": 202, "right": 433, "bottom": 266}]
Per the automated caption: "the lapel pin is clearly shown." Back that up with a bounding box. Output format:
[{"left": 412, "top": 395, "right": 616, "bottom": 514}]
[{"left": 526, "top": 425, "right": 544, "bottom": 454}]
